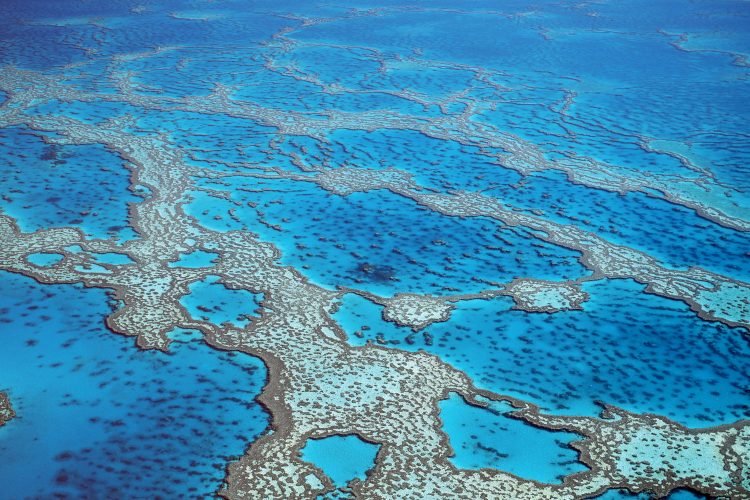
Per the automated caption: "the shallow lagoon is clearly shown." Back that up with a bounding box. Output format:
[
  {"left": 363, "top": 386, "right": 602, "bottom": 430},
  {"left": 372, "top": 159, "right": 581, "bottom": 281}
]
[
  {"left": 440, "top": 393, "right": 587, "bottom": 483},
  {"left": 300, "top": 434, "right": 380, "bottom": 494}
]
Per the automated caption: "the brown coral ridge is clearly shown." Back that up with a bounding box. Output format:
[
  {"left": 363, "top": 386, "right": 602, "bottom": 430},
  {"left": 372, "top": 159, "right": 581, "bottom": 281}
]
[
  {"left": 1, "top": 55, "right": 749, "bottom": 330},
  {"left": 6, "top": 200, "right": 748, "bottom": 498},
  {"left": 307, "top": 167, "right": 750, "bottom": 333},
  {"left": 512, "top": 402, "right": 750, "bottom": 499}
]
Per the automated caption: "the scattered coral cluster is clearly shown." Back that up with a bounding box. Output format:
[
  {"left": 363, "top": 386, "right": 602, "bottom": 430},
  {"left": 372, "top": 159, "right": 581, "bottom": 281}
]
[{"left": 0, "top": 392, "right": 14, "bottom": 426}]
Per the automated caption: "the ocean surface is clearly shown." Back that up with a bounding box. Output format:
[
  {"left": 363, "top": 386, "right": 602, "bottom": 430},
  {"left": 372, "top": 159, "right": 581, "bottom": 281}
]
[{"left": 0, "top": 0, "right": 748, "bottom": 498}]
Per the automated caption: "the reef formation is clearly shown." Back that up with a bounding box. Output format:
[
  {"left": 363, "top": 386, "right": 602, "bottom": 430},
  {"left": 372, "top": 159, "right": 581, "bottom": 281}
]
[{"left": 0, "top": 1, "right": 749, "bottom": 499}]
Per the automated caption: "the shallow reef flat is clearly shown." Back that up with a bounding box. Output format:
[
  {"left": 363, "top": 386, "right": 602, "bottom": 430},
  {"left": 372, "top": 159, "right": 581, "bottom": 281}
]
[{"left": 0, "top": 0, "right": 749, "bottom": 498}]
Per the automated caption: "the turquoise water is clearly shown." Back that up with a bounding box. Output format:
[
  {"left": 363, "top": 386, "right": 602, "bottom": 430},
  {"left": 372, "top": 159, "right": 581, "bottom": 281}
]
[
  {"left": 298, "top": 128, "right": 750, "bottom": 279},
  {"left": 439, "top": 393, "right": 587, "bottom": 483},
  {"left": 27, "top": 252, "right": 64, "bottom": 267},
  {"left": 300, "top": 435, "right": 379, "bottom": 492},
  {"left": 593, "top": 489, "right": 706, "bottom": 499},
  {"left": 169, "top": 249, "right": 219, "bottom": 268},
  {"left": 0, "top": 272, "right": 269, "bottom": 497},
  {"left": 186, "top": 178, "right": 587, "bottom": 295},
  {"left": 65, "top": 245, "right": 134, "bottom": 266},
  {"left": 1, "top": 0, "right": 749, "bottom": 497},
  {"left": 0, "top": 127, "right": 139, "bottom": 241},
  {"left": 335, "top": 279, "right": 750, "bottom": 427},
  {"left": 180, "top": 275, "right": 264, "bottom": 328}
]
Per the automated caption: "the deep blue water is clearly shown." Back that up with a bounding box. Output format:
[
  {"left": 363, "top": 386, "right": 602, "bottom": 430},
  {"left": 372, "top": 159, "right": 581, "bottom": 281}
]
[
  {"left": 0, "top": 272, "right": 268, "bottom": 498},
  {"left": 186, "top": 178, "right": 587, "bottom": 296}
]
